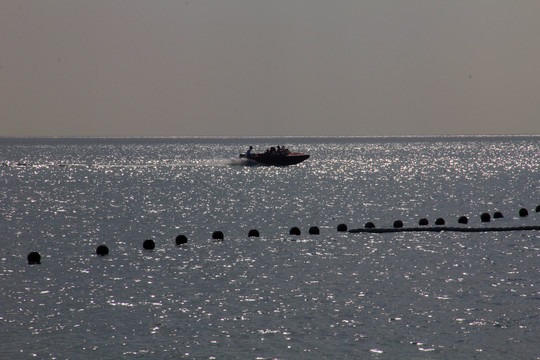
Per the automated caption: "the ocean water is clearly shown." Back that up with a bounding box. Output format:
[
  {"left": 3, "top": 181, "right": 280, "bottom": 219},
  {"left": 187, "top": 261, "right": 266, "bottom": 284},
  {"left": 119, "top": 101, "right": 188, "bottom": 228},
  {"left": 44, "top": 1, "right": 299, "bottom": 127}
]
[{"left": 0, "top": 136, "right": 539, "bottom": 359}]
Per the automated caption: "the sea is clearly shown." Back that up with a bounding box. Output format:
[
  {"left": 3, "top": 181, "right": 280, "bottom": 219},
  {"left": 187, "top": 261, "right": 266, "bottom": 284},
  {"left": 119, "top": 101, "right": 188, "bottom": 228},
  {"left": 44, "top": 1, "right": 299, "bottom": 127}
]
[{"left": 0, "top": 136, "right": 539, "bottom": 359}]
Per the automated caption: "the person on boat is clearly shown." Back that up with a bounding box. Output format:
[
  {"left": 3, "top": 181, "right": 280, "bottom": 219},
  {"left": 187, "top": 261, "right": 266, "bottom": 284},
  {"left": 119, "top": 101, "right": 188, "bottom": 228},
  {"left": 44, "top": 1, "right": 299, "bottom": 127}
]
[
  {"left": 277, "top": 146, "right": 289, "bottom": 155},
  {"left": 246, "top": 146, "right": 253, "bottom": 158}
]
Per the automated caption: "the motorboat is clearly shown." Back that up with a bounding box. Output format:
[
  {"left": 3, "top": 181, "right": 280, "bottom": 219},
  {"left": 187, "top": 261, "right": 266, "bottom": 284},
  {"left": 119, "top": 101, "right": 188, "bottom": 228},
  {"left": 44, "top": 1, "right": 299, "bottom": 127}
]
[{"left": 239, "top": 147, "right": 309, "bottom": 166}]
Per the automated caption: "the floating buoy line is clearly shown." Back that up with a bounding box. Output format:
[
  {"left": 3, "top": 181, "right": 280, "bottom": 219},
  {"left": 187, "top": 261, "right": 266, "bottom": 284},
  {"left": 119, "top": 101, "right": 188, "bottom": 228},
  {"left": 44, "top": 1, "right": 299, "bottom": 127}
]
[
  {"left": 349, "top": 225, "right": 540, "bottom": 233},
  {"left": 24, "top": 206, "right": 540, "bottom": 264}
]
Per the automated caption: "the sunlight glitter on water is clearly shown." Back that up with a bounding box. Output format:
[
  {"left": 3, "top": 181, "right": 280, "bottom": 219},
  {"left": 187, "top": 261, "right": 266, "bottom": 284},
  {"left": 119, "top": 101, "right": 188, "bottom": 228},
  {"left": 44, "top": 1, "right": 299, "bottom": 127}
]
[{"left": 1, "top": 137, "right": 539, "bottom": 358}]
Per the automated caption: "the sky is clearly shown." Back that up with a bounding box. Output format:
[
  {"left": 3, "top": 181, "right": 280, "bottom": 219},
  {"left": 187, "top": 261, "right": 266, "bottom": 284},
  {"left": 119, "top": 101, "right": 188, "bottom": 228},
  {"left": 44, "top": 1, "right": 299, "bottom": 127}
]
[{"left": 1, "top": 0, "right": 539, "bottom": 137}]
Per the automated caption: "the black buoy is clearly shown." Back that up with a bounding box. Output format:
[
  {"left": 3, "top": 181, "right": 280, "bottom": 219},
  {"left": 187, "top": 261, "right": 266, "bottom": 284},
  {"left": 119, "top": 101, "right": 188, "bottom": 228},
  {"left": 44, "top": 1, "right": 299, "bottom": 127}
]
[
  {"left": 458, "top": 216, "right": 468, "bottom": 224},
  {"left": 96, "top": 245, "right": 109, "bottom": 256},
  {"left": 364, "top": 222, "right": 376, "bottom": 229},
  {"left": 143, "top": 239, "right": 155, "bottom": 250},
  {"left": 393, "top": 220, "right": 403, "bottom": 228},
  {"left": 418, "top": 218, "right": 429, "bottom": 226},
  {"left": 493, "top": 211, "right": 504, "bottom": 219},
  {"left": 519, "top": 208, "right": 529, "bottom": 217},
  {"left": 212, "top": 231, "right": 224, "bottom": 241},
  {"left": 175, "top": 234, "right": 188, "bottom": 245},
  {"left": 248, "top": 229, "right": 260, "bottom": 237},
  {"left": 289, "top": 227, "right": 301, "bottom": 236},
  {"left": 535, "top": 205, "right": 540, "bottom": 212},
  {"left": 308, "top": 226, "right": 320, "bottom": 235},
  {"left": 480, "top": 213, "right": 491, "bottom": 222},
  {"left": 337, "top": 223, "right": 348, "bottom": 232},
  {"left": 435, "top": 218, "right": 445, "bottom": 225},
  {"left": 27, "top": 251, "right": 41, "bottom": 265}
]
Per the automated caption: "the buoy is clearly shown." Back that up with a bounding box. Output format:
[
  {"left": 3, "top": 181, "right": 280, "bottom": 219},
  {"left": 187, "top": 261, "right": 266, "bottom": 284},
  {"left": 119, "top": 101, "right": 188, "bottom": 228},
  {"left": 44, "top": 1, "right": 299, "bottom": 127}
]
[
  {"left": 480, "top": 213, "right": 491, "bottom": 222},
  {"left": 418, "top": 218, "right": 429, "bottom": 226},
  {"left": 175, "top": 234, "right": 188, "bottom": 245},
  {"left": 308, "top": 226, "right": 320, "bottom": 235},
  {"left": 289, "top": 227, "right": 301, "bottom": 236},
  {"left": 96, "top": 245, "right": 109, "bottom": 256},
  {"left": 393, "top": 220, "right": 403, "bottom": 228},
  {"left": 337, "top": 223, "right": 348, "bottom": 232},
  {"left": 212, "top": 231, "right": 224, "bottom": 240},
  {"left": 27, "top": 251, "right": 41, "bottom": 265},
  {"left": 519, "top": 208, "right": 528, "bottom": 217},
  {"left": 143, "top": 239, "right": 155, "bottom": 250},
  {"left": 458, "top": 216, "right": 468, "bottom": 224},
  {"left": 493, "top": 211, "right": 503, "bottom": 219},
  {"left": 248, "top": 229, "right": 260, "bottom": 237},
  {"left": 364, "top": 222, "right": 375, "bottom": 229},
  {"left": 435, "top": 218, "right": 445, "bottom": 225}
]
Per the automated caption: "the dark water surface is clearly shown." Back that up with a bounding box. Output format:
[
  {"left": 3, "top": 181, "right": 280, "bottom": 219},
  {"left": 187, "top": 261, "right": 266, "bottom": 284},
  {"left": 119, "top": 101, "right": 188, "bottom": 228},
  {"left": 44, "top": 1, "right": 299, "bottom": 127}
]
[{"left": 1, "top": 136, "right": 539, "bottom": 359}]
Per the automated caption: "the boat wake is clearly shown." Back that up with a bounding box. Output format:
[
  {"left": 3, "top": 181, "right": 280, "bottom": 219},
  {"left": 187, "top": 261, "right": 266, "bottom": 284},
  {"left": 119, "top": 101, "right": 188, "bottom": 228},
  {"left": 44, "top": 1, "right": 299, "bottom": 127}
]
[{"left": 226, "top": 158, "right": 258, "bottom": 166}]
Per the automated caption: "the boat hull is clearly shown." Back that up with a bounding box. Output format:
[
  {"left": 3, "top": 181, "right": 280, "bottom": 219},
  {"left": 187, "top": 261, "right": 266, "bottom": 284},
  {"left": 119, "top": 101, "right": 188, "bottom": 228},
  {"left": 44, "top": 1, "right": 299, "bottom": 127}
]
[{"left": 240, "top": 153, "right": 309, "bottom": 166}]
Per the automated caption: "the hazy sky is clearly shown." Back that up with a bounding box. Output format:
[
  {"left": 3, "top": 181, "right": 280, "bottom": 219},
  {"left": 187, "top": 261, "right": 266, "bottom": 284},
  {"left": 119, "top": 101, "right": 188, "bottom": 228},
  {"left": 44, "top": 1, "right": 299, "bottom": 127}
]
[{"left": 1, "top": 1, "right": 539, "bottom": 136}]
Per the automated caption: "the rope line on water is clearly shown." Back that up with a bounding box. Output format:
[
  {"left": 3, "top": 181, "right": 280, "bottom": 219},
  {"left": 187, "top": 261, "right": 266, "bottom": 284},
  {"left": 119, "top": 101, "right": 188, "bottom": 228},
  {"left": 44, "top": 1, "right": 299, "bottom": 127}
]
[{"left": 349, "top": 225, "right": 540, "bottom": 233}]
